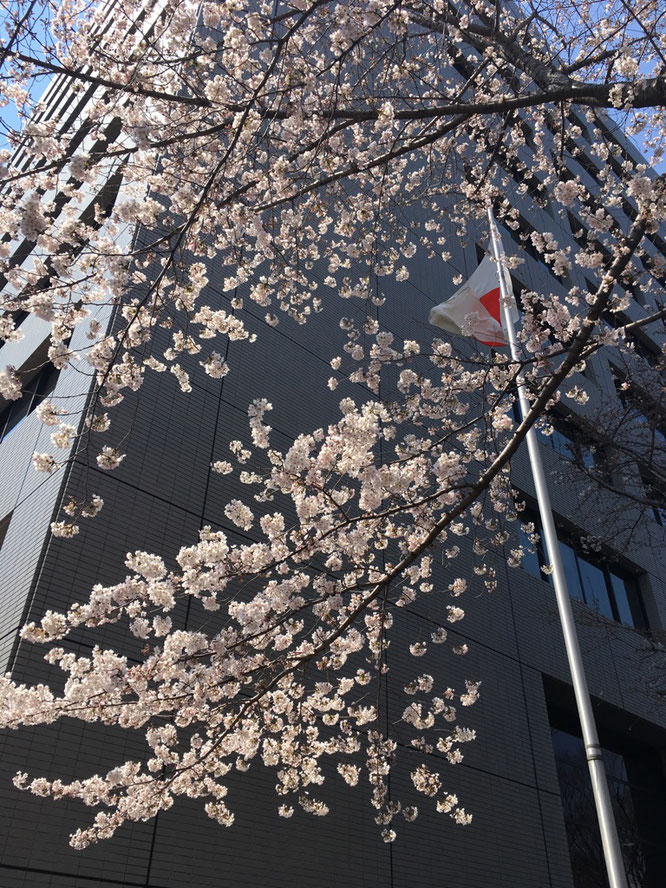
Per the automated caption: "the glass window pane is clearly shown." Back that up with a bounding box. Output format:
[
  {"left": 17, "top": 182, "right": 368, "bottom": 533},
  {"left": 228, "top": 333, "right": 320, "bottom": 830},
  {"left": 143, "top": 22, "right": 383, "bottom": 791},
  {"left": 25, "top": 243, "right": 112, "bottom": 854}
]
[
  {"left": 550, "top": 727, "right": 607, "bottom": 887},
  {"left": 577, "top": 557, "right": 613, "bottom": 620},
  {"left": 538, "top": 427, "right": 553, "bottom": 448},
  {"left": 559, "top": 542, "right": 584, "bottom": 602},
  {"left": 518, "top": 523, "right": 542, "bottom": 580},
  {"left": 35, "top": 363, "right": 59, "bottom": 398},
  {"left": 550, "top": 722, "right": 663, "bottom": 888},
  {"left": 581, "top": 446, "right": 595, "bottom": 470},
  {"left": 551, "top": 426, "right": 573, "bottom": 459},
  {"left": 609, "top": 572, "right": 636, "bottom": 628},
  {"left": 0, "top": 393, "right": 32, "bottom": 441},
  {"left": 0, "top": 365, "right": 61, "bottom": 444},
  {"left": 602, "top": 747, "right": 628, "bottom": 783}
]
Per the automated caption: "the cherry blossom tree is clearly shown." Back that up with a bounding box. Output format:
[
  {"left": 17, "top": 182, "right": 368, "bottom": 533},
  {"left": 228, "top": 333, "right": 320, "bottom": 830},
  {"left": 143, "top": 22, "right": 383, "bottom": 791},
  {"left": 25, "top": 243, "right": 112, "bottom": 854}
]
[{"left": 0, "top": 0, "right": 665, "bottom": 849}]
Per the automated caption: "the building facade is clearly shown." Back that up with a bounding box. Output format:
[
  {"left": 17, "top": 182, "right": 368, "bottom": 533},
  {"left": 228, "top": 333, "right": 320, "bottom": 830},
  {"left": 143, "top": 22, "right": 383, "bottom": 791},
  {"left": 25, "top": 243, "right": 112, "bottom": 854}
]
[{"left": 0, "top": 38, "right": 665, "bottom": 888}]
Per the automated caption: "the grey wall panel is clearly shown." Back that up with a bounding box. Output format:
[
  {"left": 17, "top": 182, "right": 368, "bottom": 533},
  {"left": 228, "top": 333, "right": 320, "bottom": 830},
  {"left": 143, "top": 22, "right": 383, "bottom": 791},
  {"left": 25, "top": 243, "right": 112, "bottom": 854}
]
[
  {"left": 0, "top": 724, "right": 153, "bottom": 886},
  {"left": 388, "top": 746, "right": 562, "bottom": 888},
  {"left": 12, "top": 464, "right": 203, "bottom": 664},
  {"left": 0, "top": 471, "right": 62, "bottom": 671},
  {"left": 148, "top": 777, "right": 392, "bottom": 888}
]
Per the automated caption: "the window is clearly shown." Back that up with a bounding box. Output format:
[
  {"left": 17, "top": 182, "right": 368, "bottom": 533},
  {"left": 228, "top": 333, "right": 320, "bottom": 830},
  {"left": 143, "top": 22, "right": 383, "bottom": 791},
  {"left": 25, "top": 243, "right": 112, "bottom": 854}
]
[
  {"left": 497, "top": 153, "right": 550, "bottom": 210},
  {"left": 567, "top": 143, "right": 603, "bottom": 188},
  {"left": 569, "top": 217, "right": 614, "bottom": 273},
  {"left": 612, "top": 373, "right": 666, "bottom": 450},
  {"left": 590, "top": 266, "right": 647, "bottom": 308},
  {"left": 640, "top": 469, "right": 666, "bottom": 527},
  {"left": 540, "top": 417, "right": 576, "bottom": 458},
  {"left": 549, "top": 703, "right": 666, "bottom": 888},
  {"left": 508, "top": 399, "right": 597, "bottom": 468},
  {"left": 627, "top": 333, "right": 662, "bottom": 370},
  {"left": 569, "top": 212, "right": 590, "bottom": 251},
  {"left": 517, "top": 517, "right": 546, "bottom": 580},
  {"left": 503, "top": 215, "right": 543, "bottom": 265},
  {"left": 452, "top": 56, "right": 474, "bottom": 81},
  {"left": 539, "top": 414, "right": 596, "bottom": 470},
  {"left": 0, "top": 362, "right": 60, "bottom": 444},
  {"left": 516, "top": 511, "right": 646, "bottom": 628},
  {"left": 586, "top": 277, "right": 658, "bottom": 339},
  {"left": 584, "top": 278, "right": 632, "bottom": 332},
  {"left": 0, "top": 512, "right": 11, "bottom": 551}
]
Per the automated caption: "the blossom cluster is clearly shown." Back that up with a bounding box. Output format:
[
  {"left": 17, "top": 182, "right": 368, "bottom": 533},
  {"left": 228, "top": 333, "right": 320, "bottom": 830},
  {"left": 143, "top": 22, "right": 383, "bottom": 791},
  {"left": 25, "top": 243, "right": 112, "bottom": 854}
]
[{"left": 0, "top": 0, "right": 665, "bottom": 852}]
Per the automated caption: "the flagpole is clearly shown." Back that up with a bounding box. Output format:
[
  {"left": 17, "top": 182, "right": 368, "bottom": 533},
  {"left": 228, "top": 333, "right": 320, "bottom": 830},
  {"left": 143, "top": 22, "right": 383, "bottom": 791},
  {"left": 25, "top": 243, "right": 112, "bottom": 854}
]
[{"left": 486, "top": 208, "right": 628, "bottom": 888}]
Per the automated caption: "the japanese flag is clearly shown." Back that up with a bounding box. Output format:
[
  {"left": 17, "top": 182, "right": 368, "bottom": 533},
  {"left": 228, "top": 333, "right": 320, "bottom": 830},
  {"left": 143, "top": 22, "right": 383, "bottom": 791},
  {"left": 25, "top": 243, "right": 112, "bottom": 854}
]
[{"left": 429, "top": 255, "right": 518, "bottom": 346}]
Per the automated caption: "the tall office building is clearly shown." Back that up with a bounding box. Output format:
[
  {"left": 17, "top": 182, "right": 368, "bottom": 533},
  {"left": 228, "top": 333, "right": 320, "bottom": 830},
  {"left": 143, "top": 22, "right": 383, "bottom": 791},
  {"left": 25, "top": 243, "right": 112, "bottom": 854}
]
[{"left": 0, "top": 13, "right": 665, "bottom": 888}]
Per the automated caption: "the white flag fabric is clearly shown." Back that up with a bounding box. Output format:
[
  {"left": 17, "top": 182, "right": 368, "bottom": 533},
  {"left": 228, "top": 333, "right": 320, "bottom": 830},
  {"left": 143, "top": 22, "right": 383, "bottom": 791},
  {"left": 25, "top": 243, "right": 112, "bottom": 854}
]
[{"left": 429, "top": 254, "right": 518, "bottom": 346}]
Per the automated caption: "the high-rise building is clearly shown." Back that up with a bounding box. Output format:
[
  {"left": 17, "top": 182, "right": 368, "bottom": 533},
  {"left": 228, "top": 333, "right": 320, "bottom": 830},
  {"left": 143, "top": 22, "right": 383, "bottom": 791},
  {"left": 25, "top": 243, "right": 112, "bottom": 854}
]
[{"left": 0, "top": 19, "right": 665, "bottom": 888}]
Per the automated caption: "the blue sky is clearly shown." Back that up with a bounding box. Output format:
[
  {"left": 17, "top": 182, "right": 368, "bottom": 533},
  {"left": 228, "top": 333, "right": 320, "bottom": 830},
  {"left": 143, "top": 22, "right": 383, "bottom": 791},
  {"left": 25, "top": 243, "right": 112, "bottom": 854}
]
[{"left": 0, "top": 5, "right": 662, "bottom": 174}]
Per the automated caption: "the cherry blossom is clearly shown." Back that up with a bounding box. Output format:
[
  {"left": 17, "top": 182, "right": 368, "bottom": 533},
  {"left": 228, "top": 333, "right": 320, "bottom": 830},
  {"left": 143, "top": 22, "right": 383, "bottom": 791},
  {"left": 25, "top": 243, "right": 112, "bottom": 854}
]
[{"left": 0, "top": 0, "right": 664, "bottom": 852}]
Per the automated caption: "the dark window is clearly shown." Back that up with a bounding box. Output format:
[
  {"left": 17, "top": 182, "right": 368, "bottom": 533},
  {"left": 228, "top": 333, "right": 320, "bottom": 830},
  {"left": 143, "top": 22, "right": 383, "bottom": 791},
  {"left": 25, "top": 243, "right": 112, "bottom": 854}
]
[
  {"left": 607, "top": 571, "right": 636, "bottom": 627},
  {"left": 612, "top": 373, "right": 666, "bottom": 451},
  {"left": 503, "top": 216, "right": 544, "bottom": 265},
  {"left": 0, "top": 512, "right": 11, "bottom": 550},
  {"left": 516, "top": 511, "right": 646, "bottom": 628},
  {"left": 585, "top": 276, "right": 645, "bottom": 313},
  {"left": 510, "top": 275, "right": 526, "bottom": 312},
  {"left": 0, "top": 362, "right": 60, "bottom": 444},
  {"left": 550, "top": 717, "right": 666, "bottom": 888},
  {"left": 539, "top": 414, "right": 596, "bottom": 469},
  {"left": 452, "top": 58, "right": 474, "bottom": 81},
  {"left": 497, "top": 153, "right": 550, "bottom": 209},
  {"left": 560, "top": 540, "right": 584, "bottom": 603},
  {"left": 541, "top": 419, "right": 575, "bottom": 458},
  {"left": 519, "top": 119, "right": 536, "bottom": 151},
  {"left": 569, "top": 213, "right": 590, "bottom": 250},
  {"left": 577, "top": 558, "right": 613, "bottom": 621},
  {"left": 570, "top": 148, "right": 603, "bottom": 188},
  {"left": 640, "top": 470, "right": 666, "bottom": 527},
  {"left": 517, "top": 519, "right": 545, "bottom": 581},
  {"left": 629, "top": 335, "right": 662, "bottom": 369}
]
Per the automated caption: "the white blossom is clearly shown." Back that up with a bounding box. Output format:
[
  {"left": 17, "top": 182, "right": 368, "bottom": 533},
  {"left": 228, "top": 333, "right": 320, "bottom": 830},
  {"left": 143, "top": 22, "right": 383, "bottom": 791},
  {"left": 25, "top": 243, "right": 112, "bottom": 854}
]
[
  {"left": 50, "top": 521, "right": 79, "bottom": 538},
  {"left": 51, "top": 424, "right": 76, "bottom": 449},
  {"left": 33, "top": 452, "right": 57, "bottom": 473},
  {"left": 36, "top": 400, "right": 63, "bottom": 425},
  {"left": 224, "top": 500, "right": 254, "bottom": 530},
  {"left": 0, "top": 367, "right": 22, "bottom": 400},
  {"left": 201, "top": 352, "right": 229, "bottom": 378},
  {"left": 96, "top": 447, "right": 125, "bottom": 470}
]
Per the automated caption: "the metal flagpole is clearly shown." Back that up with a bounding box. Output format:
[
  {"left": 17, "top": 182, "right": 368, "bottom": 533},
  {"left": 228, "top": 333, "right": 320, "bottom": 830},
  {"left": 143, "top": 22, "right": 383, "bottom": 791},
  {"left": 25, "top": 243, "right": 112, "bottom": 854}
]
[{"left": 486, "top": 208, "right": 628, "bottom": 888}]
